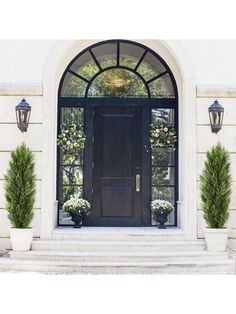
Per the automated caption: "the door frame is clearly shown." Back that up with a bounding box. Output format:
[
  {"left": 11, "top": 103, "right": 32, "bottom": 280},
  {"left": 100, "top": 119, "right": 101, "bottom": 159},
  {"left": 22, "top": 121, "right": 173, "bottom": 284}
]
[
  {"left": 57, "top": 97, "right": 178, "bottom": 227},
  {"left": 41, "top": 39, "right": 198, "bottom": 240}
]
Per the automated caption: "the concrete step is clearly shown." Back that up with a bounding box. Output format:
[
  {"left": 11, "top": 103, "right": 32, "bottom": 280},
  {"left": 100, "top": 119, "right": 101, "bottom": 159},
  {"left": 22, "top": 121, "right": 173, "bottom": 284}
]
[
  {"left": 52, "top": 227, "right": 186, "bottom": 241},
  {"left": 9, "top": 250, "right": 230, "bottom": 263},
  {"left": 0, "top": 257, "right": 234, "bottom": 274},
  {"left": 31, "top": 240, "right": 206, "bottom": 252}
]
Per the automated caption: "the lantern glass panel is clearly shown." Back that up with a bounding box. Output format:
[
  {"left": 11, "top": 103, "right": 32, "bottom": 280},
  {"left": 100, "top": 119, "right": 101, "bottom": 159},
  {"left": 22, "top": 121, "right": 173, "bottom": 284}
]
[
  {"left": 209, "top": 110, "right": 223, "bottom": 126},
  {"left": 220, "top": 111, "right": 224, "bottom": 125},
  {"left": 26, "top": 108, "right": 31, "bottom": 124},
  {"left": 215, "top": 111, "right": 221, "bottom": 125}
]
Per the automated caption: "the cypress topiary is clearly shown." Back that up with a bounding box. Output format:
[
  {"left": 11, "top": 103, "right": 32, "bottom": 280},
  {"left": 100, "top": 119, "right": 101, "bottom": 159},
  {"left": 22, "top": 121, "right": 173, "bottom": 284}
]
[
  {"left": 200, "top": 143, "right": 231, "bottom": 228},
  {"left": 4, "top": 143, "right": 36, "bottom": 228}
]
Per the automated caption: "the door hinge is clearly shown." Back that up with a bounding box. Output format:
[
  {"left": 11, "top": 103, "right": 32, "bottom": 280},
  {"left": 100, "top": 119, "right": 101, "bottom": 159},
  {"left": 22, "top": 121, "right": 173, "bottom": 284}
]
[
  {"left": 92, "top": 136, "right": 95, "bottom": 143},
  {"left": 92, "top": 161, "right": 94, "bottom": 168},
  {"left": 92, "top": 188, "right": 94, "bottom": 195},
  {"left": 93, "top": 111, "right": 95, "bottom": 117}
]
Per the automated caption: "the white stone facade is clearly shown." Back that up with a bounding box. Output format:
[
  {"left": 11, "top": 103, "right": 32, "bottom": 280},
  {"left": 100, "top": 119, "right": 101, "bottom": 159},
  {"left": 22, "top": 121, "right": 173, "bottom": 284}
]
[{"left": 0, "top": 40, "right": 236, "bottom": 252}]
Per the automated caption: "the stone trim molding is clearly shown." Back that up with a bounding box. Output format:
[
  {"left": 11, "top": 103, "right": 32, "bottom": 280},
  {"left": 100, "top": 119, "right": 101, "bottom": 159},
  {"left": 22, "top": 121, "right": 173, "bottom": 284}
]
[
  {"left": 0, "top": 83, "right": 42, "bottom": 96},
  {"left": 197, "top": 85, "right": 236, "bottom": 98}
]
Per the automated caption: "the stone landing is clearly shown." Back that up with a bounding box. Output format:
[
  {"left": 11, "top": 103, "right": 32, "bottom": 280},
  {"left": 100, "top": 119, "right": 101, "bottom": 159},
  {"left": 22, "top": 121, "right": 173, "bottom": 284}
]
[{"left": 0, "top": 228, "right": 234, "bottom": 274}]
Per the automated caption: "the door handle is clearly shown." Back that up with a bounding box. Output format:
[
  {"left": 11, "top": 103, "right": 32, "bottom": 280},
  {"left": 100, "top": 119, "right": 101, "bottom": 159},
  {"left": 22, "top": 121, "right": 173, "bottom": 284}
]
[{"left": 136, "top": 174, "right": 141, "bottom": 192}]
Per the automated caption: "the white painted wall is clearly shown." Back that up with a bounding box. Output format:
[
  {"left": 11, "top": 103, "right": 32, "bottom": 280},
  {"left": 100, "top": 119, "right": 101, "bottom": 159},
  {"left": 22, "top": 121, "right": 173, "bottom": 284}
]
[
  {"left": 0, "top": 40, "right": 236, "bottom": 251},
  {"left": 2, "top": 40, "right": 236, "bottom": 84},
  {"left": 181, "top": 40, "right": 236, "bottom": 85},
  {"left": 0, "top": 40, "right": 56, "bottom": 82}
]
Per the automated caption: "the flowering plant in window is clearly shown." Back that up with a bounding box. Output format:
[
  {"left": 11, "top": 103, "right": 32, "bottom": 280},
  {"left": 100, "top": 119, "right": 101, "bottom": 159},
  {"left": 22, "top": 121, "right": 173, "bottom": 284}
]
[
  {"left": 57, "top": 123, "right": 86, "bottom": 155},
  {"left": 150, "top": 200, "right": 174, "bottom": 215},
  {"left": 150, "top": 121, "right": 177, "bottom": 149},
  {"left": 63, "top": 197, "right": 91, "bottom": 215}
]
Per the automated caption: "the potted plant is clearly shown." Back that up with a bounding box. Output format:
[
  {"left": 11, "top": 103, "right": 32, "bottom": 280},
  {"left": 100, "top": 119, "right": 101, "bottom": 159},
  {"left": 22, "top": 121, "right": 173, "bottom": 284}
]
[
  {"left": 200, "top": 143, "right": 231, "bottom": 252},
  {"left": 151, "top": 200, "right": 174, "bottom": 229},
  {"left": 4, "top": 143, "right": 36, "bottom": 251},
  {"left": 63, "top": 197, "right": 91, "bottom": 228}
]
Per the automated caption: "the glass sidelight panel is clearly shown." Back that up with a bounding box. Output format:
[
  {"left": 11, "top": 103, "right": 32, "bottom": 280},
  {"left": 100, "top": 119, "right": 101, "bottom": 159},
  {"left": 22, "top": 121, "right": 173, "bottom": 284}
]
[
  {"left": 152, "top": 167, "right": 175, "bottom": 186},
  {"left": 152, "top": 186, "right": 175, "bottom": 203},
  {"left": 62, "top": 185, "right": 83, "bottom": 203},
  {"left": 151, "top": 108, "right": 175, "bottom": 124},
  {"left": 151, "top": 108, "right": 177, "bottom": 226},
  {"left": 62, "top": 150, "right": 83, "bottom": 165},
  {"left": 58, "top": 107, "right": 85, "bottom": 225},
  {"left": 61, "top": 107, "right": 84, "bottom": 124},
  {"left": 62, "top": 166, "right": 83, "bottom": 185},
  {"left": 152, "top": 147, "right": 175, "bottom": 166}
]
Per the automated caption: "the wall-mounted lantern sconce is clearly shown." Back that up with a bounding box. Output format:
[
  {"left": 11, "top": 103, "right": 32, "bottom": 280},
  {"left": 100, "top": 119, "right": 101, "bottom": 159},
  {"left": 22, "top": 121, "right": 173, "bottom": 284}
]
[
  {"left": 15, "top": 98, "right": 31, "bottom": 132},
  {"left": 208, "top": 99, "right": 224, "bottom": 134}
]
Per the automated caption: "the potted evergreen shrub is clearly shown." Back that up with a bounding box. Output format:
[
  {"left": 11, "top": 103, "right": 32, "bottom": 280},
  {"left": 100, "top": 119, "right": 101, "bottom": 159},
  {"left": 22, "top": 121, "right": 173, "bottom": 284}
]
[
  {"left": 4, "top": 143, "right": 36, "bottom": 251},
  {"left": 150, "top": 200, "right": 174, "bottom": 229},
  {"left": 200, "top": 143, "right": 231, "bottom": 252},
  {"left": 63, "top": 197, "right": 91, "bottom": 228}
]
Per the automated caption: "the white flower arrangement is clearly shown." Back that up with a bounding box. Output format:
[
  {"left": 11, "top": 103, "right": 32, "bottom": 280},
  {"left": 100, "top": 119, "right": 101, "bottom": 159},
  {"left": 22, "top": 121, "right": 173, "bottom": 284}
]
[
  {"left": 150, "top": 121, "right": 177, "bottom": 149},
  {"left": 150, "top": 200, "right": 174, "bottom": 215},
  {"left": 57, "top": 122, "right": 86, "bottom": 155},
  {"left": 63, "top": 197, "right": 91, "bottom": 215}
]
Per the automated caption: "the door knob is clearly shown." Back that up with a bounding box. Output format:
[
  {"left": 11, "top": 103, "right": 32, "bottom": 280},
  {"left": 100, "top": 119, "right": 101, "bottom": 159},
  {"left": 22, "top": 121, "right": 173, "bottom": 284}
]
[{"left": 136, "top": 174, "right": 140, "bottom": 192}]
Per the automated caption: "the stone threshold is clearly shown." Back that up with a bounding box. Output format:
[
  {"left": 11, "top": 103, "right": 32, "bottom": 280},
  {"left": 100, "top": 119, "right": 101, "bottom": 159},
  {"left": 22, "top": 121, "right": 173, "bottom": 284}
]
[{"left": 53, "top": 227, "right": 184, "bottom": 234}]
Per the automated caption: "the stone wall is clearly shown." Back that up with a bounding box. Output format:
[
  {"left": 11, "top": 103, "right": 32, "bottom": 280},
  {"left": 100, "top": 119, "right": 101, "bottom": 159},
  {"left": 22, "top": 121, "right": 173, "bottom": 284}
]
[{"left": 196, "top": 86, "right": 236, "bottom": 251}]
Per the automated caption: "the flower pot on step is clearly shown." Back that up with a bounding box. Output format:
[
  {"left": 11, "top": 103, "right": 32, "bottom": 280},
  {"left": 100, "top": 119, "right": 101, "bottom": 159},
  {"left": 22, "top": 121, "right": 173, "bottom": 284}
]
[
  {"left": 204, "top": 228, "right": 228, "bottom": 252},
  {"left": 70, "top": 212, "right": 83, "bottom": 228},
  {"left": 10, "top": 228, "right": 33, "bottom": 251}
]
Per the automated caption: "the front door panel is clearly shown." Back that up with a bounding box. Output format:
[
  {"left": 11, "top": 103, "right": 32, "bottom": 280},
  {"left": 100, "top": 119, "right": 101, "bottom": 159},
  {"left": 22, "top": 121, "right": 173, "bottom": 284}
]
[{"left": 92, "top": 106, "right": 143, "bottom": 226}]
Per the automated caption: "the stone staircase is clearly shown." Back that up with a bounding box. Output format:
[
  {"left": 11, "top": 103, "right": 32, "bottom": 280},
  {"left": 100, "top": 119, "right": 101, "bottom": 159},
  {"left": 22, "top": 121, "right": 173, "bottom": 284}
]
[{"left": 0, "top": 228, "right": 234, "bottom": 274}]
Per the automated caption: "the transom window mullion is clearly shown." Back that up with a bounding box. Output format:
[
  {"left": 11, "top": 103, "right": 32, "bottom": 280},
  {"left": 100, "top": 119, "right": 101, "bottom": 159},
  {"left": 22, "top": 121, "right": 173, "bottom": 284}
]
[
  {"left": 134, "top": 49, "right": 147, "bottom": 71},
  {"left": 68, "top": 69, "right": 90, "bottom": 83},
  {"left": 117, "top": 42, "right": 120, "bottom": 66},
  {"left": 147, "top": 70, "right": 169, "bottom": 85},
  {"left": 89, "top": 49, "right": 102, "bottom": 71}
]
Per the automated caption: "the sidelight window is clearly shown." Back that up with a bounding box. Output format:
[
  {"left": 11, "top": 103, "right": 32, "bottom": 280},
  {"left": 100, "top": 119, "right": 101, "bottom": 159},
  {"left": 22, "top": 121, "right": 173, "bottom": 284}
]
[
  {"left": 151, "top": 108, "right": 177, "bottom": 226},
  {"left": 58, "top": 107, "right": 85, "bottom": 225}
]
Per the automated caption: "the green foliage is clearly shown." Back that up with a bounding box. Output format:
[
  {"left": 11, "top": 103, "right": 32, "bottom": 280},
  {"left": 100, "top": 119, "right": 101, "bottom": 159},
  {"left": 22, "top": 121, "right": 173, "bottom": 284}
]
[
  {"left": 200, "top": 143, "right": 231, "bottom": 228},
  {"left": 150, "top": 122, "right": 177, "bottom": 149},
  {"left": 4, "top": 143, "right": 36, "bottom": 228},
  {"left": 88, "top": 68, "right": 148, "bottom": 97},
  {"left": 57, "top": 122, "right": 86, "bottom": 155},
  {"left": 62, "top": 56, "right": 169, "bottom": 97}
]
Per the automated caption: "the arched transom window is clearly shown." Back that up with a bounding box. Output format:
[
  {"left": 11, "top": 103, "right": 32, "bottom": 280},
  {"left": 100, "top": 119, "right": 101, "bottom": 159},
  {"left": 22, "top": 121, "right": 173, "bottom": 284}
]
[{"left": 59, "top": 40, "right": 176, "bottom": 98}]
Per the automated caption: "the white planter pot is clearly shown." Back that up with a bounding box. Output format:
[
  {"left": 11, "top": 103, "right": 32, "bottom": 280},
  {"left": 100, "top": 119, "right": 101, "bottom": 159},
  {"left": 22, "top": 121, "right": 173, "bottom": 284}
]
[
  {"left": 204, "top": 228, "right": 228, "bottom": 252},
  {"left": 10, "top": 228, "right": 33, "bottom": 251}
]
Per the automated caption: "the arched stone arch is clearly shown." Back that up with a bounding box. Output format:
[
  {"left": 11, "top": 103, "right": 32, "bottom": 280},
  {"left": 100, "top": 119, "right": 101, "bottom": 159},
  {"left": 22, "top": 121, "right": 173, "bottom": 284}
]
[{"left": 41, "top": 40, "right": 196, "bottom": 239}]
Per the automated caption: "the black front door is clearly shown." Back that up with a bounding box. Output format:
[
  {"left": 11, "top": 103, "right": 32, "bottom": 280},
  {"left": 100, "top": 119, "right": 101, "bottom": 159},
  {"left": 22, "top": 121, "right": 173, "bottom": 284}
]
[{"left": 92, "top": 106, "right": 143, "bottom": 226}]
